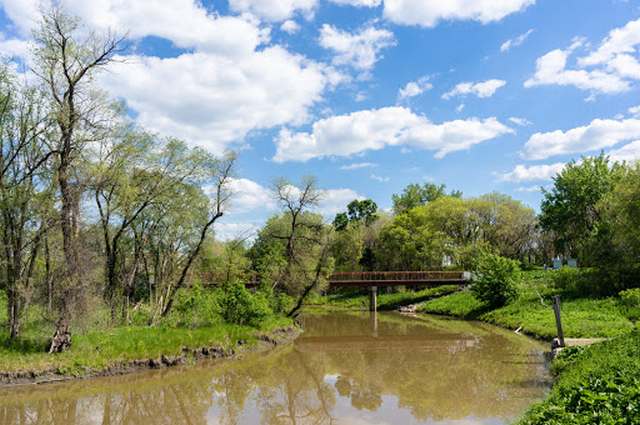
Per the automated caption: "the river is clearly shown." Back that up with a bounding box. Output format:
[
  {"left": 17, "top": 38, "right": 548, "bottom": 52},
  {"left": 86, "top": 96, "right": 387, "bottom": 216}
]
[{"left": 0, "top": 312, "right": 550, "bottom": 425}]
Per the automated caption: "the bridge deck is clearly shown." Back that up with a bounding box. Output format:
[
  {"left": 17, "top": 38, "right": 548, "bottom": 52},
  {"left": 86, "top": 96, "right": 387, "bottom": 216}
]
[{"left": 329, "top": 271, "right": 469, "bottom": 287}]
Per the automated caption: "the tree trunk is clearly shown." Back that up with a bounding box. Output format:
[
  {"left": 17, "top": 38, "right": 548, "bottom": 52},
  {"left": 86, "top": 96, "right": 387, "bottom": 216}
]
[{"left": 49, "top": 317, "right": 71, "bottom": 353}]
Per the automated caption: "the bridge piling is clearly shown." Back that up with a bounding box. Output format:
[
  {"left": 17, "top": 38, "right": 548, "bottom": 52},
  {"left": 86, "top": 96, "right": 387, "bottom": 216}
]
[{"left": 369, "top": 286, "right": 377, "bottom": 312}]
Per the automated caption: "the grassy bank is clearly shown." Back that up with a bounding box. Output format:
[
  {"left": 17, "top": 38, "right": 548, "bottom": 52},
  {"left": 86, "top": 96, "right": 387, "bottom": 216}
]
[
  {"left": 420, "top": 271, "right": 636, "bottom": 339},
  {"left": 517, "top": 330, "right": 640, "bottom": 424},
  {"left": 307, "top": 285, "right": 460, "bottom": 311},
  {"left": 0, "top": 293, "right": 293, "bottom": 378}
]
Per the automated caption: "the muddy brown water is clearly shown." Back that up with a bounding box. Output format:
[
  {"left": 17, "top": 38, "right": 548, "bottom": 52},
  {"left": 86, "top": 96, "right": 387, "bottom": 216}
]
[{"left": 0, "top": 312, "right": 550, "bottom": 425}]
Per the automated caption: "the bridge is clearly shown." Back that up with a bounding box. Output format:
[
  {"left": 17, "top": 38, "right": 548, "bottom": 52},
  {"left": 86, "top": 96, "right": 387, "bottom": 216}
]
[
  {"left": 247, "top": 271, "right": 470, "bottom": 311},
  {"left": 330, "top": 271, "right": 470, "bottom": 311},
  {"left": 329, "top": 271, "right": 470, "bottom": 287}
]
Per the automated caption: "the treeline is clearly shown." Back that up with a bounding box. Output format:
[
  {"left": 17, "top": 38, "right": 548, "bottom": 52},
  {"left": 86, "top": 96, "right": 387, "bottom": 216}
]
[{"left": 0, "top": 10, "right": 234, "bottom": 350}]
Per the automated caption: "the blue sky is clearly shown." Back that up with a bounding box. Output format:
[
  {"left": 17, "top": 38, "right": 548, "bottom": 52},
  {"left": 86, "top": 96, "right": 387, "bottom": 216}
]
[{"left": 1, "top": 0, "right": 639, "bottom": 239}]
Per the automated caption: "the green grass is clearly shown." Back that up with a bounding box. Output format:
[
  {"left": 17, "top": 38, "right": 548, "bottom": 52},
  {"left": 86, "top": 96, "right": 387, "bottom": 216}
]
[
  {"left": 308, "top": 285, "right": 460, "bottom": 311},
  {"left": 419, "top": 271, "right": 635, "bottom": 339},
  {"left": 517, "top": 330, "right": 640, "bottom": 424},
  {"left": 0, "top": 291, "right": 293, "bottom": 375},
  {"left": 0, "top": 316, "right": 291, "bottom": 375}
]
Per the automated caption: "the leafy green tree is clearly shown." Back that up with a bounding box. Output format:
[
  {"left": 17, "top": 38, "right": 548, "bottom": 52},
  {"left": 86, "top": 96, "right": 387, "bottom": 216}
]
[
  {"left": 347, "top": 199, "right": 378, "bottom": 225},
  {"left": 540, "top": 154, "right": 623, "bottom": 262},
  {"left": 471, "top": 252, "right": 520, "bottom": 308},
  {"left": 392, "top": 183, "right": 460, "bottom": 214}
]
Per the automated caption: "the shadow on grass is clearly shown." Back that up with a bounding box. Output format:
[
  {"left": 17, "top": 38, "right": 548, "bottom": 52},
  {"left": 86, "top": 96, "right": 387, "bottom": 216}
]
[{"left": 0, "top": 334, "right": 49, "bottom": 354}]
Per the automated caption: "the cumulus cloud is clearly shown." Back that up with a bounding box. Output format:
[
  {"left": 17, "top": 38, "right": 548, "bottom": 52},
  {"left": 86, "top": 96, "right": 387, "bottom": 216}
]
[
  {"left": 0, "top": 36, "right": 29, "bottom": 60},
  {"left": 382, "top": 0, "right": 535, "bottom": 27},
  {"left": 442, "top": 79, "right": 506, "bottom": 99},
  {"left": 398, "top": 77, "right": 432, "bottom": 100},
  {"left": 609, "top": 140, "right": 640, "bottom": 163},
  {"left": 340, "top": 162, "right": 377, "bottom": 170},
  {"left": 228, "top": 0, "right": 316, "bottom": 22},
  {"left": 370, "top": 174, "right": 390, "bottom": 182},
  {"left": 522, "top": 118, "right": 640, "bottom": 160},
  {"left": 0, "top": 0, "right": 40, "bottom": 35},
  {"left": 101, "top": 48, "right": 335, "bottom": 152},
  {"left": 319, "top": 24, "right": 396, "bottom": 73},
  {"left": 280, "top": 19, "right": 300, "bottom": 34},
  {"left": 227, "top": 178, "right": 277, "bottom": 213},
  {"left": 525, "top": 19, "right": 640, "bottom": 94},
  {"left": 499, "top": 163, "right": 566, "bottom": 182},
  {"left": 329, "top": 0, "right": 381, "bottom": 6},
  {"left": 500, "top": 29, "right": 534, "bottom": 53},
  {"left": 273, "top": 107, "right": 513, "bottom": 162},
  {"left": 630, "top": 105, "right": 640, "bottom": 117}
]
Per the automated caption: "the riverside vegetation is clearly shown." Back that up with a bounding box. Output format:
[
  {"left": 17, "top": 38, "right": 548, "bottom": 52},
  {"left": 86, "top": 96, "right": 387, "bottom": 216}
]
[{"left": 1, "top": 7, "right": 640, "bottom": 425}]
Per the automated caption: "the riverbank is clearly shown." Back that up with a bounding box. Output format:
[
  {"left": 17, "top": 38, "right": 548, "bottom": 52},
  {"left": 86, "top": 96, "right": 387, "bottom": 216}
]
[
  {"left": 312, "top": 270, "right": 640, "bottom": 425},
  {"left": 0, "top": 318, "right": 299, "bottom": 387}
]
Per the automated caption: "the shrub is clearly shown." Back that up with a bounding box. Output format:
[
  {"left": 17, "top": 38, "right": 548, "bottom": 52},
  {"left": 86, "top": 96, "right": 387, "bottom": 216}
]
[
  {"left": 471, "top": 252, "right": 520, "bottom": 308},
  {"left": 163, "top": 284, "right": 222, "bottom": 328},
  {"left": 218, "top": 281, "right": 272, "bottom": 327},
  {"left": 552, "top": 267, "right": 612, "bottom": 298},
  {"left": 619, "top": 288, "right": 640, "bottom": 321}
]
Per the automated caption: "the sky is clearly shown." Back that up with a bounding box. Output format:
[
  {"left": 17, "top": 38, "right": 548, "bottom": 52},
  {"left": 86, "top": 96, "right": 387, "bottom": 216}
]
[{"left": 1, "top": 0, "right": 639, "bottom": 240}]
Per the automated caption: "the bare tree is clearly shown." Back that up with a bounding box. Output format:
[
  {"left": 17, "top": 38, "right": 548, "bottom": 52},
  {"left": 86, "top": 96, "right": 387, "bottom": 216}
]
[
  {"left": 160, "top": 153, "right": 236, "bottom": 317},
  {"left": 271, "top": 177, "right": 323, "bottom": 291},
  {"left": 32, "top": 8, "right": 125, "bottom": 352}
]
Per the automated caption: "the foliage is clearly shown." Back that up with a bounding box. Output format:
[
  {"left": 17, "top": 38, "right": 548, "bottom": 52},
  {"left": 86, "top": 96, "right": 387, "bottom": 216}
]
[
  {"left": 471, "top": 252, "right": 520, "bottom": 308},
  {"left": 518, "top": 331, "right": 640, "bottom": 425},
  {"left": 392, "top": 182, "right": 460, "bottom": 214},
  {"left": 550, "top": 267, "right": 610, "bottom": 298},
  {"left": 540, "top": 154, "right": 623, "bottom": 262},
  {"left": 422, "top": 271, "right": 634, "bottom": 339},
  {"left": 314, "top": 285, "right": 460, "bottom": 311},
  {"left": 217, "top": 281, "right": 273, "bottom": 327},
  {"left": 619, "top": 288, "right": 640, "bottom": 321}
]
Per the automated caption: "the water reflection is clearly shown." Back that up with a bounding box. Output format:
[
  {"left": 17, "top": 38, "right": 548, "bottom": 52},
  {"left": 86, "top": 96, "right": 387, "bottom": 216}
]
[{"left": 0, "top": 313, "right": 549, "bottom": 425}]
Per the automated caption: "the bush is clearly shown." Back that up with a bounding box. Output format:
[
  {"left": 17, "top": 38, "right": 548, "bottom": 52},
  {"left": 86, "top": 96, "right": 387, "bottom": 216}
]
[
  {"left": 471, "top": 252, "right": 520, "bottom": 308},
  {"left": 163, "top": 284, "right": 222, "bottom": 328},
  {"left": 619, "top": 288, "right": 640, "bottom": 321},
  {"left": 218, "top": 281, "right": 272, "bottom": 327},
  {"left": 551, "top": 267, "right": 609, "bottom": 298}
]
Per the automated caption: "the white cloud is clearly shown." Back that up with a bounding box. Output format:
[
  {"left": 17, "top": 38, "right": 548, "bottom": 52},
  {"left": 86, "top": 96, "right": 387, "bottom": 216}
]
[
  {"left": 398, "top": 77, "right": 432, "bottom": 100},
  {"left": 329, "top": 0, "right": 381, "bottom": 6},
  {"left": 0, "top": 0, "right": 41, "bottom": 35},
  {"left": 630, "top": 105, "right": 640, "bottom": 117},
  {"left": 340, "top": 162, "right": 377, "bottom": 170},
  {"left": 0, "top": 36, "right": 29, "bottom": 60},
  {"left": 522, "top": 118, "right": 640, "bottom": 160},
  {"left": 227, "top": 178, "right": 277, "bottom": 213},
  {"left": 509, "top": 116, "right": 532, "bottom": 126},
  {"left": 382, "top": 0, "right": 535, "bottom": 27},
  {"left": 579, "top": 18, "right": 640, "bottom": 69},
  {"left": 516, "top": 185, "right": 544, "bottom": 193},
  {"left": 524, "top": 45, "right": 630, "bottom": 94},
  {"left": 609, "top": 140, "right": 640, "bottom": 163},
  {"left": 526, "top": 19, "right": 640, "bottom": 94},
  {"left": 500, "top": 29, "right": 534, "bottom": 52},
  {"left": 317, "top": 188, "right": 365, "bottom": 216},
  {"left": 499, "top": 162, "right": 566, "bottom": 182},
  {"left": 442, "top": 79, "right": 506, "bottom": 99},
  {"left": 101, "top": 46, "right": 336, "bottom": 152},
  {"left": 280, "top": 19, "right": 300, "bottom": 34},
  {"left": 273, "top": 107, "right": 513, "bottom": 162},
  {"left": 214, "top": 221, "right": 262, "bottom": 241},
  {"left": 370, "top": 174, "right": 390, "bottom": 182},
  {"left": 228, "top": 0, "right": 316, "bottom": 22},
  {"left": 319, "top": 24, "right": 395, "bottom": 73}
]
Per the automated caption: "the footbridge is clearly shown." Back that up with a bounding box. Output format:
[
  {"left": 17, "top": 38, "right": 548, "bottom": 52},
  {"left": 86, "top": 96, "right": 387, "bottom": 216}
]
[{"left": 330, "top": 271, "right": 470, "bottom": 311}]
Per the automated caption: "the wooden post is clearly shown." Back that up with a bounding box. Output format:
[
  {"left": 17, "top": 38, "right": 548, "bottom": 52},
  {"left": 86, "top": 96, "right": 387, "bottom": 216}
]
[
  {"left": 369, "top": 286, "right": 377, "bottom": 312},
  {"left": 552, "top": 295, "right": 565, "bottom": 347}
]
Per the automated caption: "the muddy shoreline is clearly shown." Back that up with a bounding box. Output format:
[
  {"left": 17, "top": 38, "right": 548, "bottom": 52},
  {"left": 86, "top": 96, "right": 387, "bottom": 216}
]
[{"left": 0, "top": 325, "right": 301, "bottom": 387}]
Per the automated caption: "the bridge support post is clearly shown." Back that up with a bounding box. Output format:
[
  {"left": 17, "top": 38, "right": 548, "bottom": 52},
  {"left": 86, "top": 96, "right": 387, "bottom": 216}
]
[{"left": 369, "top": 286, "right": 377, "bottom": 312}]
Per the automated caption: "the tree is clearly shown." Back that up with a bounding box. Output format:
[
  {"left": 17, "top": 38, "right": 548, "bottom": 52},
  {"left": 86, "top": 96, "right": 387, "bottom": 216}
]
[
  {"left": 471, "top": 252, "right": 520, "bottom": 308},
  {"left": 33, "top": 8, "right": 125, "bottom": 352},
  {"left": 392, "top": 183, "right": 460, "bottom": 214},
  {"left": 0, "top": 68, "right": 54, "bottom": 339},
  {"left": 540, "top": 154, "right": 623, "bottom": 263}
]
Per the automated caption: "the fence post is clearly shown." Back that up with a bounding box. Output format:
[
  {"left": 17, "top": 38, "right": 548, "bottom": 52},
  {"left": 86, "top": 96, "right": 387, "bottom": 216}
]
[
  {"left": 552, "top": 295, "right": 565, "bottom": 347},
  {"left": 369, "top": 286, "right": 377, "bottom": 312}
]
